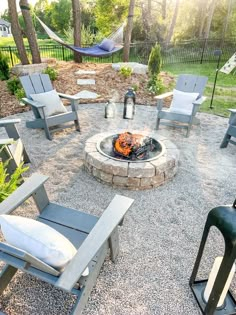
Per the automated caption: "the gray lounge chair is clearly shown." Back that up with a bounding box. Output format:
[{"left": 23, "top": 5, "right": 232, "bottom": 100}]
[
  {"left": 155, "top": 74, "right": 208, "bottom": 137},
  {"left": 0, "top": 173, "right": 134, "bottom": 314},
  {"left": 0, "top": 119, "right": 30, "bottom": 174},
  {"left": 220, "top": 109, "right": 236, "bottom": 148},
  {"left": 20, "top": 74, "right": 80, "bottom": 140}
]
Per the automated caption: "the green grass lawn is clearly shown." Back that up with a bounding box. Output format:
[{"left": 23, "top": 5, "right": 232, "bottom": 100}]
[
  {"left": 163, "top": 62, "right": 236, "bottom": 117},
  {"left": 0, "top": 37, "right": 55, "bottom": 47}
]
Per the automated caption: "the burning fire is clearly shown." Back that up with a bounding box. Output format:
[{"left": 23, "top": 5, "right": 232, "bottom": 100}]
[{"left": 113, "top": 132, "right": 146, "bottom": 157}]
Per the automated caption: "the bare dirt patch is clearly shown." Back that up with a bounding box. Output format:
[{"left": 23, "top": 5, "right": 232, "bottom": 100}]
[{"left": 0, "top": 61, "right": 175, "bottom": 118}]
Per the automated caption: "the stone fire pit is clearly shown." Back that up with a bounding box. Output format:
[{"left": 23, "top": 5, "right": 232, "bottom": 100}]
[{"left": 84, "top": 131, "right": 179, "bottom": 190}]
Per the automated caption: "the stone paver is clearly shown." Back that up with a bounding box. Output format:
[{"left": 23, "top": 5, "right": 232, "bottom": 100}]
[
  {"left": 77, "top": 79, "right": 95, "bottom": 85},
  {"left": 74, "top": 90, "right": 100, "bottom": 99},
  {"left": 75, "top": 70, "right": 96, "bottom": 75}
]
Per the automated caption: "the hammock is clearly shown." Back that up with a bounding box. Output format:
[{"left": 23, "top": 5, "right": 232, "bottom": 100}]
[{"left": 37, "top": 17, "right": 124, "bottom": 57}]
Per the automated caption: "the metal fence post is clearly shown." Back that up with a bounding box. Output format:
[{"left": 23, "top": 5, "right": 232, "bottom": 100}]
[
  {"left": 9, "top": 46, "right": 14, "bottom": 67},
  {"left": 200, "top": 38, "right": 207, "bottom": 64},
  {"left": 62, "top": 46, "right": 65, "bottom": 61}
]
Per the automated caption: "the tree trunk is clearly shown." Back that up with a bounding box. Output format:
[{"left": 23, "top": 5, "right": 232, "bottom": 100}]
[
  {"left": 123, "top": 0, "right": 135, "bottom": 62},
  {"left": 8, "top": 0, "right": 29, "bottom": 65},
  {"left": 221, "top": 0, "right": 233, "bottom": 46},
  {"left": 72, "top": 0, "right": 82, "bottom": 63},
  {"left": 162, "top": 0, "right": 166, "bottom": 20},
  {"left": 204, "top": 0, "right": 217, "bottom": 39},
  {"left": 141, "top": 4, "right": 150, "bottom": 40},
  {"left": 165, "top": 0, "right": 180, "bottom": 45},
  {"left": 198, "top": 0, "right": 207, "bottom": 38},
  {"left": 20, "top": 0, "right": 41, "bottom": 64}
]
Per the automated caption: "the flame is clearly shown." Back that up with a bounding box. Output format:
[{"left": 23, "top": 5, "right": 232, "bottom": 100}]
[{"left": 114, "top": 132, "right": 144, "bottom": 157}]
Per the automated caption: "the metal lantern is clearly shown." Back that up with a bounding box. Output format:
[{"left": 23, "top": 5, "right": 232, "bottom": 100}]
[
  {"left": 189, "top": 198, "right": 236, "bottom": 315},
  {"left": 123, "top": 88, "right": 136, "bottom": 119},
  {"left": 105, "top": 100, "right": 116, "bottom": 118}
]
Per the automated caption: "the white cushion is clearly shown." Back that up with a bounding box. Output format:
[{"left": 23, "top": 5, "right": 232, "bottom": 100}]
[
  {"left": 30, "top": 89, "right": 67, "bottom": 117},
  {"left": 169, "top": 89, "right": 199, "bottom": 115},
  {"left": 0, "top": 215, "right": 89, "bottom": 276}
]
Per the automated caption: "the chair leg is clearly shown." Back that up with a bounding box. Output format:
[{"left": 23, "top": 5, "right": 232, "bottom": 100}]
[
  {"left": 220, "top": 132, "right": 231, "bottom": 148},
  {"left": 0, "top": 265, "right": 18, "bottom": 295},
  {"left": 109, "top": 227, "right": 120, "bottom": 262},
  {"left": 74, "top": 119, "right": 80, "bottom": 132},
  {"left": 43, "top": 120, "right": 52, "bottom": 141},
  {"left": 71, "top": 243, "right": 108, "bottom": 315},
  {"left": 156, "top": 118, "right": 161, "bottom": 130}
]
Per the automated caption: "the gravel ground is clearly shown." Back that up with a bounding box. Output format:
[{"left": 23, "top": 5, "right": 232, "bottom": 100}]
[{"left": 0, "top": 103, "right": 235, "bottom": 315}]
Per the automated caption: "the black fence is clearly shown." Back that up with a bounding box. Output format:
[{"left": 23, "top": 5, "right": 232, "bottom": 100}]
[{"left": 1, "top": 38, "right": 235, "bottom": 67}]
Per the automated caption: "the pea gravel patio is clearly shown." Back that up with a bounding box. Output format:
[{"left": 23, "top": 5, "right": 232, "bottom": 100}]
[{"left": 0, "top": 103, "right": 235, "bottom": 315}]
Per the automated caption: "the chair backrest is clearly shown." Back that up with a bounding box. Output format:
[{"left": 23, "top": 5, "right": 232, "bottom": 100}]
[
  {"left": 176, "top": 74, "right": 208, "bottom": 97},
  {"left": 20, "top": 74, "right": 53, "bottom": 99},
  {"left": 0, "top": 242, "right": 60, "bottom": 276}
]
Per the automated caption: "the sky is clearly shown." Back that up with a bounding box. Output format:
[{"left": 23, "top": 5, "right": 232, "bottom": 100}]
[{"left": 0, "top": 0, "right": 39, "bottom": 14}]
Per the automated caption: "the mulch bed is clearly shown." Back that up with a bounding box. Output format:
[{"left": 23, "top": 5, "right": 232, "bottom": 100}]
[{"left": 0, "top": 61, "right": 175, "bottom": 118}]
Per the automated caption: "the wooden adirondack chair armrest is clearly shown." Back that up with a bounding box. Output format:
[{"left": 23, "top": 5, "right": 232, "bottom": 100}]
[
  {"left": 21, "top": 98, "right": 46, "bottom": 109},
  {"left": 0, "top": 173, "right": 49, "bottom": 215},
  {"left": 155, "top": 92, "right": 173, "bottom": 111},
  {"left": 56, "top": 194, "right": 134, "bottom": 291},
  {"left": 0, "top": 138, "right": 14, "bottom": 146},
  {"left": 154, "top": 91, "right": 173, "bottom": 101},
  {"left": 0, "top": 119, "right": 21, "bottom": 127},
  {"left": 192, "top": 96, "right": 207, "bottom": 106},
  {"left": 58, "top": 93, "right": 80, "bottom": 101}
]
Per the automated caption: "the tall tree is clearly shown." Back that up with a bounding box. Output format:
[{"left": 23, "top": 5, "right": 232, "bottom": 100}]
[
  {"left": 123, "top": 0, "right": 135, "bottom": 62},
  {"left": 221, "top": 0, "right": 233, "bottom": 45},
  {"left": 203, "top": 0, "right": 217, "bottom": 39},
  {"left": 72, "top": 0, "right": 82, "bottom": 63},
  {"left": 20, "top": 0, "right": 41, "bottom": 63},
  {"left": 7, "top": 0, "right": 29, "bottom": 65},
  {"left": 197, "top": 0, "right": 207, "bottom": 38},
  {"left": 165, "top": 0, "right": 180, "bottom": 45}
]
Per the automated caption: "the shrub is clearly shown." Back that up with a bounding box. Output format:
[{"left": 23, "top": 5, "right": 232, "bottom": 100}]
[
  {"left": 15, "top": 88, "right": 26, "bottom": 100},
  {"left": 43, "top": 67, "right": 58, "bottom": 81},
  {"left": 0, "top": 156, "right": 28, "bottom": 203},
  {"left": 6, "top": 77, "right": 21, "bottom": 95},
  {"left": 119, "top": 66, "right": 133, "bottom": 78},
  {"left": 0, "top": 51, "right": 10, "bottom": 81},
  {"left": 147, "top": 76, "right": 164, "bottom": 95},
  {"left": 148, "top": 43, "right": 162, "bottom": 77}
]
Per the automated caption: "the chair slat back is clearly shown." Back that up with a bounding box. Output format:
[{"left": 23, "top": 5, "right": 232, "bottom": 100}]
[
  {"left": 176, "top": 75, "right": 208, "bottom": 97},
  {"left": 20, "top": 74, "right": 53, "bottom": 99},
  {"left": 0, "top": 242, "right": 60, "bottom": 276}
]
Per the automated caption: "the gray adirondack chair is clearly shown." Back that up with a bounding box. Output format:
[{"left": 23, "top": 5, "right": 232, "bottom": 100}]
[
  {"left": 0, "top": 119, "right": 30, "bottom": 174},
  {"left": 220, "top": 109, "right": 236, "bottom": 148},
  {"left": 155, "top": 74, "right": 208, "bottom": 137},
  {"left": 0, "top": 173, "right": 134, "bottom": 314},
  {"left": 20, "top": 74, "right": 80, "bottom": 140}
]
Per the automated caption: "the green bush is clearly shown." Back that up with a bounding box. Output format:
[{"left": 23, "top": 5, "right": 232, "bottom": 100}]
[
  {"left": 15, "top": 88, "right": 26, "bottom": 100},
  {"left": 148, "top": 43, "right": 162, "bottom": 77},
  {"left": 119, "top": 66, "right": 133, "bottom": 78},
  {"left": 6, "top": 77, "right": 21, "bottom": 95},
  {"left": 43, "top": 67, "right": 58, "bottom": 81},
  {"left": 0, "top": 51, "right": 10, "bottom": 80},
  {"left": 147, "top": 76, "right": 164, "bottom": 95},
  {"left": 0, "top": 156, "right": 28, "bottom": 203}
]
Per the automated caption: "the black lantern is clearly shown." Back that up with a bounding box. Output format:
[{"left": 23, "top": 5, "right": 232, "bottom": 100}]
[
  {"left": 123, "top": 88, "right": 136, "bottom": 119},
  {"left": 105, "top": 100, "right": 116, "bottom": 118},
  {"left": 189, "top": 198, "right": 236, "bottom": 315}
]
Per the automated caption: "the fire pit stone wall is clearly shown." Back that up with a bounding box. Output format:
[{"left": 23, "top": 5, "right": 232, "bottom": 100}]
[{"left": 84, "top": 131, "right": 179, "bottom": 190}]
